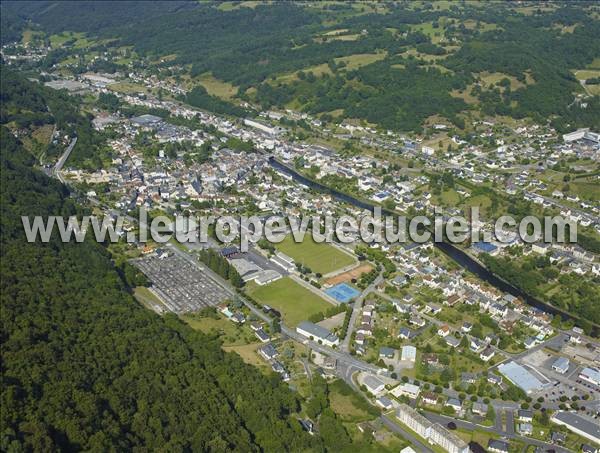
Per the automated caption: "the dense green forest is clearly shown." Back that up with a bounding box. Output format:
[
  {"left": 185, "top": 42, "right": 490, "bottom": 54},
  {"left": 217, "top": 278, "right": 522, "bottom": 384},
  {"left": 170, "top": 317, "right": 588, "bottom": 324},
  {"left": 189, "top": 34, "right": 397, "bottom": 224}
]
[
  {"left": 0, "top": 68, "right": 397, "bottom": 453},
  {"left": 3, "top": 1, "right": 599, "bottom": 131},
  {"left": 0, "top": 71, "right": 325, "bottom": 451},
  {"left": 1, "top": 69, "right": 109, "bottom": 169}
]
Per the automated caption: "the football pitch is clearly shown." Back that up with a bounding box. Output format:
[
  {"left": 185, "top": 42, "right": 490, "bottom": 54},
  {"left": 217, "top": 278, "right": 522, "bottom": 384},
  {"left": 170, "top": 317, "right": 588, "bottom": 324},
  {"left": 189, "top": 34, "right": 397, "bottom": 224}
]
[
  {"left": 247, "top": 277, "right": 331, "bottom": 327},
  {"left": 276, "top": 235, "right": 356, "bottom": 275}
]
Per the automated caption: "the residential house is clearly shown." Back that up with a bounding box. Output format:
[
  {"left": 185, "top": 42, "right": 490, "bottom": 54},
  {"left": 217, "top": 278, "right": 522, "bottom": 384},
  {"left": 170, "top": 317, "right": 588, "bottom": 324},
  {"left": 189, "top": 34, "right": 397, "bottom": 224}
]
[
  {"left": 398, "top": 327, "right": 414, "bottom": 340},
  {"left": 472, "top": 402, "right": 488, "bottom": 416},
  {"left": 379, "top": 347, "right": 397, "bottom": 360},
  {"left": 437, "top": 325, "right": 451, "bottom": 337},
  {"left": 480, "top": 347, "right": 495, "bottom": 362},
  {"left": 518, "top": 423, "right": 533, "bottom": 436},
  {"left": 255, "top": 328, "right": 270, "bottom": 343},
  {"left": 488, "top": 439, "right": 510, "bottom": 453},
  {"left": 258, "top": 343, "right": 278, "bottom": 361},
  {"left": 518, "top": 409, "right": 534, "bottom": 423},
  {"left": 421, "top": 392, "right": 438, "bottom": 405},
  {"left": 445, "top": 336, "right": 461, "bottom": 349},
  {"left": 445, "top": 398, "right": 462, "bottom": 412}
]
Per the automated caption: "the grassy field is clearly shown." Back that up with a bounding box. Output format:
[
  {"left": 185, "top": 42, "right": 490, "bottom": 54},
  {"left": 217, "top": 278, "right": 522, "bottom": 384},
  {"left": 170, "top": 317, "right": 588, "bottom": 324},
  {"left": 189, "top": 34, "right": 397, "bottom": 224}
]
[
  {"left": 107, "top": 81, "right": 150, "bottom": 94},
  {"left": 217, "top": 1, "right": 263, "bottom": 11},
  {"left": 315, "top": 33, "right": 361, "bottom": 42},
  {"left": 223, "top": 343, "right": 270, "bottom": 370},
  {"left": 479, "top": 72, "right": 526, "bottom": 90},
  {"left": 196, "top": 73, "right": 239, "bottom": 100},
  {"left": 569, "top": 181, "right": 600, "bottom": 202},
  {"left": 183, "top": 314, "right": 249, "bottom": 346},
  {"left": 246, "top": 277, "right": 331, "bottom": 327},
  {"left": 276, "top": 235, "right": 355, "bottom": 275},
  {"left": 133, "top": 286, "right": 166, "bottom": 311},
  {"left": 49, "top": 31, "right": 93, "bottom": 49},
  {"left": 273, "top": 63, "right": 333, "bottom": 84},
  {"left": 328, "top": 380, "right": 376, "bottom": 422},
  {"left": 334, "top": 51, "right": 387, "bottom": 70},
  {"left": 409, "top": 22, "right": 446, "bottom": 43},
  {"left": 440, "top": 188, "right": 460, "bottom": 205},
  {"left": 573, "top": 69, "right": 600, "bottom": 80},
  {"left": 31, "top": 124, "right": 54, "bottom": 146}
]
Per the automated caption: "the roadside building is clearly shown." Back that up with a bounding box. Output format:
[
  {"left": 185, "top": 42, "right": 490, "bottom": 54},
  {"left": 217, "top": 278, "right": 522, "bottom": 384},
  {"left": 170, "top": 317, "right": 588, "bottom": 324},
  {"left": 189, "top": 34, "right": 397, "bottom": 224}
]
[
  {"left": 392, "top": 382, "right": 420, "bottom": 400},
  {"left": 517, "top": 409, "right": 533, "bottom": 423},
  {"left": 363, "top": 375, "right": 386, "bottom": 395},
  {"left": 429, "top": 424, "right": 470, "bottom": 453},
  {"left": 551, "top": 357, "right": 570, "bottom": 374},
  {"left": 296, "top": 321, "right": 339, "bottom": 347},
  {"left": 480, "top": 347, "right": 495, "bottom": 362},
  {"left": 498, "top": 361, "right": 545, "bottom": 394},
  {"left": 518, "top": 423, "right": 533, "bottom": 436},
  {"left": 396, "top": 404, "right": 432, "bottom": 439},
  {"left": 445, "top": 398, "right": 462, "bottom": 412},
  {"left": 376, "top": 396, "right": 393, "bottom": 410},
  {"left": 488, "top": 439, "right": 510, "bottom": 453},
  {"left": 395, "top": 404, "right": 469, "bottom": 453},
  {"left": 472, "top": 402, "right": 488, "bottom": 416},
  {"left": 254, "top": 328, "right": 270, "bottom": 343},
  {"left": 379, "top": 346, "right": 396, "bottom": 359},
  {"left": 551, "top": 411, "right": 600, "bottom": 445},
  {"left": 579, "top": 367, "right": 600, "bottom": 386}
]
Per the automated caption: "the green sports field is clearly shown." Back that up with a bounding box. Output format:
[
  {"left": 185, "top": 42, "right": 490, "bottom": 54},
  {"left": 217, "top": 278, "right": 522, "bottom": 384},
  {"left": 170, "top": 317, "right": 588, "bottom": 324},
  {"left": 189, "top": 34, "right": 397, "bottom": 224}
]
[
  {"left": 276, "top": 235, "right": 356, "bottom": 275},
  {"left": 247, "top": 277, "right": 331, "bottom": 327}
]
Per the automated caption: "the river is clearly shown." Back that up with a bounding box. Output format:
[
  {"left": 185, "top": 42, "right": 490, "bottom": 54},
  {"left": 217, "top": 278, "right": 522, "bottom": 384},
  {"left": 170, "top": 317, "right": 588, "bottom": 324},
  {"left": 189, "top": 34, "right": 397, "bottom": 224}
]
[{"left": 268, "top": 157, "right": 595, "bottom": 334}]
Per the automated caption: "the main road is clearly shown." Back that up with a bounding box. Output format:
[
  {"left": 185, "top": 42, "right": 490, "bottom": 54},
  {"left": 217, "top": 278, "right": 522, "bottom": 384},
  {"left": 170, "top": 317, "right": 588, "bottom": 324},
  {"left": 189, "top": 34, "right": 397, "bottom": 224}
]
[
  {"left": 340, "top": 273, "right": 383, "bottom": 352},
  {"left": 52, "top": 137, "right": 77, "bottom": 184}
]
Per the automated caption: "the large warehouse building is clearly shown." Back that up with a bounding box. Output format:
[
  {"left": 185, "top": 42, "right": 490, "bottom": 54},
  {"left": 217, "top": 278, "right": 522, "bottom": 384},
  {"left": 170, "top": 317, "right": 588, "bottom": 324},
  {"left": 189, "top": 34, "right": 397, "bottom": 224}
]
[{"left": 498, "top": 361, "right": 546, "bottom": 394}]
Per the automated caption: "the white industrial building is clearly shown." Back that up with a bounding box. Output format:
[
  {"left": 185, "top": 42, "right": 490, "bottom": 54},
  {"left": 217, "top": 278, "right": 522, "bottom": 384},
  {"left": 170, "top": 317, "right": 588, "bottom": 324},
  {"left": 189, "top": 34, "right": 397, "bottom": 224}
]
[
  {"left": 396, "top": 404, "right": 469, "bottom": 453},
  {"left": 579, "top": 367, "right": 600, "bottom": 386},
  {"left": 296, "top": 321, "right": 339, "bottom": 347},
  {"left": 401, "top": 345, "right": 417, "bottom": 362},
  {"left": 391, "top": 382, "right": 420, "bottom": 399},
  {"left": 243, "top": 118, "right": 284, "bottom": 136},
  {"left": 551, "top": 411, "right": 600, "bottom": 445},
  {"left": 498, "top": 361, "right": 546, "bottom": 394}
]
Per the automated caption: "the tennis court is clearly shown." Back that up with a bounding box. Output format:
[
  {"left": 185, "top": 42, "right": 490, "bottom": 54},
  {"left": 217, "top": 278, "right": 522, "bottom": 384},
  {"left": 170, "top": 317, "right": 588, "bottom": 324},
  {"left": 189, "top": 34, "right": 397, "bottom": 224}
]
[{"left": 326, "top": 283, "right": 361, "bottom": 303}]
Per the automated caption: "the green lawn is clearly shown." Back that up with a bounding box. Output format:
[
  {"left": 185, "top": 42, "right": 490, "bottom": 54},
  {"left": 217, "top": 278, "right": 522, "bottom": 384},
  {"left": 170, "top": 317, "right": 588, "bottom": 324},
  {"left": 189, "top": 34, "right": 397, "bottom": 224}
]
[
  {"left": 196, "top": 73, "right": 239, "bottom": 100},
  {"left": 334, "top": 52, "right": 387, "bottom": 70},
  {"left": 107, "top": 82, "right": 150, "bottom": 94},
  {"left": 276, "top": 235, "right": 355, "bottom": 275},
  {"left": 246, "top": 277, "right": 331, "bottom": 327},
  {"left": 183, "top": 314, "right": 249, "bottom": 346}
]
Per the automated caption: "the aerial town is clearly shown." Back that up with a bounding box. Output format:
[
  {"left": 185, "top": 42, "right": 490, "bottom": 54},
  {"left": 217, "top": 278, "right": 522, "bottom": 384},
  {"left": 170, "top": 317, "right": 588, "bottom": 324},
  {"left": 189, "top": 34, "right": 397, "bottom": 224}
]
[{"left": 2, "top": 3, "right": 599, "bottom": 452}]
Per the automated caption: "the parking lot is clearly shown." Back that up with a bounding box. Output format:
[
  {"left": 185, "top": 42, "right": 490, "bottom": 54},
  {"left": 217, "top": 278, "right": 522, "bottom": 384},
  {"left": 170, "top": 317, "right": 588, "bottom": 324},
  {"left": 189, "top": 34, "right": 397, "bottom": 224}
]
[
  {"left": 132, "top": 253, "right": 229, "bottom": 314},
  {"left": 519, "top": 346, "right": 600, "bottom": 410}
]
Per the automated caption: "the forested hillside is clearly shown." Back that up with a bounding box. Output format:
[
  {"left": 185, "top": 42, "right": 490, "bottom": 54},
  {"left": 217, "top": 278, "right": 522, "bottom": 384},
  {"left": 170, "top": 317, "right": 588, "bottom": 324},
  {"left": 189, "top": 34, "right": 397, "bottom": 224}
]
[
  {"left": 3, "top": 1, "right": 599, "bottom": 132},
  {"left": 1, "top": 69, "right": 108, "bottom": 169},
  {"left": 0, "top": 75, "right": 320, "bottom": 451}
]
